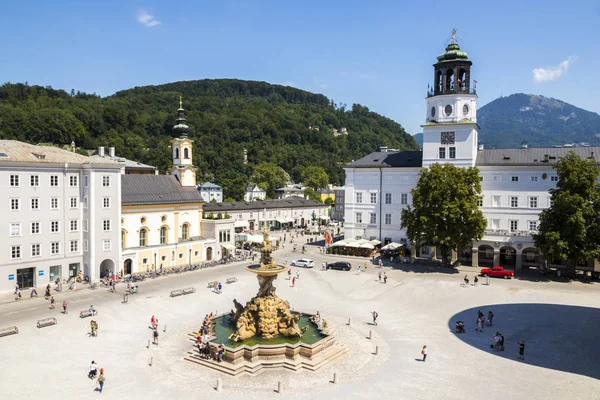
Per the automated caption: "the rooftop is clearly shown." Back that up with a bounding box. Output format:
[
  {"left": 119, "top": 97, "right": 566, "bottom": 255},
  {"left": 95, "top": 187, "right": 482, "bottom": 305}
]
[
  {"left": 197, "top": 182, "right": 222, "bottom": 189},
  {"left": 346, "top": 150, "right": 423, "bottom": 168},
  {"left": 95, "top": 154, "right": 157, "bottom": 170},
  {"left": 121, "top": 175, "right": 204, "bottom": 206},
  {"left": 475, "top": 147, "right": 600, "bottom": 166},
  {"left": 0, "top": 141, "right": 119, "bottom": 165},
  {"left": 203, "top": 197, "right": 328, "bottom": 212}
]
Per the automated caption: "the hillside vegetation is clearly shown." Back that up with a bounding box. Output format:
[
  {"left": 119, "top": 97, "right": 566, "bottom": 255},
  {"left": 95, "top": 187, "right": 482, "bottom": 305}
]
[{"left": 0, "top": 80, "right": 418, "bottom": 199}]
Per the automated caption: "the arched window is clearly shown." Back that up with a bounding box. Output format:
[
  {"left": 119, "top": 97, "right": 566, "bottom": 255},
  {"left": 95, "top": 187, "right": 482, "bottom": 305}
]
[
  {"left": 446, "top": 69, "right": 455, "bottom": 90},
  {"left": 184, "top": 148, "right": 189, "bottom": 159},
  {"left": 160, "top": 227, "right": 167, "bottom": 244},
  {"left": 206, "top": 247, "right": 213, "bottom": 261},
  {"left": 139, "top": 228, "right": 147, "bottom": 247},
  {"left": 121, "top": 229, "right": 127, "bottom": 249},
  {"left": 436, "top": 70, "right": 442, "bottom": 92},
  {"left": 175, "top": 148, "right": 180, "bottom": 159},
  {"left": 181, "top": 223, "right": 189, "bottom": 240}
]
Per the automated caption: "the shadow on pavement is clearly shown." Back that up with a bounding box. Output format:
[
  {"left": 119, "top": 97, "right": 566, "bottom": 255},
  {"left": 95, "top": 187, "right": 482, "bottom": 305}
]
[
  {"left": 389, "top": 263, "right": 460, "bottom": 275},
  {"left": 448, "top": 303, "right": 600, "bottom": 380}
]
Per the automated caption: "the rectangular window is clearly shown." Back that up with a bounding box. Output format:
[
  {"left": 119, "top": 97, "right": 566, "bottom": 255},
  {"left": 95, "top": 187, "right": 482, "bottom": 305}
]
[
  {"left": 529, "top": 221, "right": 538, "bottom": 231},
  {"left": 70, "top": 240, "right": 79, "bottom": 252},
  {"left": 551, "top": 176, "right": 559, "bottom": 182},
  {"left": 370, "top": 193, "right": 377, "bottom": 204},
  {"left": 385, "top": 213, "right": 391, "bottom": 225},
  {"left": 51, "top": 242, "right": 60, "bottom": 255},
  {"left": 69, "top": 175, "right": 78, "bottom": 187},
  {"left": 479, "top": 176, "right": 484, "bottom": 181},
  {"left": 529, "top": 196, "right": 538, "bottom": 208},
  {"left": 70, "top": 197, "right": 78, "bottom": 208},
  {"left": 385, "top": 193, "right": 392, "bottom": 204},
  {"left": 439, "top": 147, "right": 446, "bottom": 159},
  {"left": 11, "top": 245, "right": 21, "bottom": 259},
  {"left": 102, "top": 176, "right": 110, "bottom": 187},
  {"left": 10, "top": 198, "right": 20, "bottom": 211},
  {"left": 401, "top": 193, "right": 408, "bottom": 205},
  {"left": 161, "top": 255, "right": 166, "bottom": 261},
  {"left": 84, "top": 175, "right": 89, "bottom": 187},
  {"left": 83, "top": 197, "right": 88, "bottom": 208},
  {"left": 510, "top": 196, "right": 518, "bottom": 208},
  {"left": 356, "top": 192, "right": 362, "bottom": 204},
  {"left": 179, "top": 253, "right": 184, "bottom": 259},
  {"left": 477, "top": 197, "right": 483, "bottom": 207},
  {"left": 51, "top": 221, "right": 60, "bottom": 233},
  {"left": 31, "top": 198, "right": 39, "bottom": 210},
  {"left": 31, "top": 243, "right": 40, "bottom": 257},
  {"left": 50, "top": 198, "right": 59, "bottom": 209},
  {"left": 449, "top": 147, "right": 456, "bottom": 159},
  {"left": 30, "top": 175, "right": 39, "bottom": 187},
  {"left": 103, "top": 219, "right": 111, "bottom": 231},
  {"left": 10, "top": 223, "right": 21, "bottom": 236},
  {"left": 70, "top": 220, "right": 79, "bottom": 232},
  {"left": 10, "top": 174, "right": 19, "bottom": 187},
  {"left": 31, "top": 222, "right": 40, "bottom": 234},
  {"left": 142, "top": 258, "right": 148, "bottom": 264},
  {"left": 511, "top": 176, "right": 519, "bottom": 182},
  {"left": 510, "top": 220, "right": 518, "bottom": 232},
  {"left": 103, "top": 240, "right": 111, "bottom": 251},
  {"left": 83, "top": 240, "right": 88, "bottom": 252},
  {"left": 50, "top": 175, "right": 59, "bottom": 187},
  {"left": 83, "top": 220, "right": 88, "bottom": 231},
  {"left": 530, "top": 176, "right": 538, "bottom": 182},
  {"left": 370, "top": 213, "right": 376, "bottom": 224},
  {"left": 492, "top": 195, "right": 500, "bottom": 207},
  {"left": 355, "top": 212, "right": 362, "bottom": 224}
]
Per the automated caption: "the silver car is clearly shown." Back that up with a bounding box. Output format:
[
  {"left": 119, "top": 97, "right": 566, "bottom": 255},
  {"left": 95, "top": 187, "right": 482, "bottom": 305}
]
[{"left": 291, "top": 259, "right": 314, "bottom": 268}]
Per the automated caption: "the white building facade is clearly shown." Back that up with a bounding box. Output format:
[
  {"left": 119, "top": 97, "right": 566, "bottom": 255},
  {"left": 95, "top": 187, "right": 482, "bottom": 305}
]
[
  {"left": 344, "top": 38, "right": 600, "bottom": 273},
  {"left": 244, "top": 185, "right": 266, "bottom": 202},
  {"left": 0, "top": 141, "right": 122, "bottom": 291}
]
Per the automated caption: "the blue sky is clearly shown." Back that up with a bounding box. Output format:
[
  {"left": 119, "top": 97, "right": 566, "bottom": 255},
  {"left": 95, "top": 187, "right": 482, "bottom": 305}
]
[{"left": 1, "top": 0, "right": 599, "bottom": 135}]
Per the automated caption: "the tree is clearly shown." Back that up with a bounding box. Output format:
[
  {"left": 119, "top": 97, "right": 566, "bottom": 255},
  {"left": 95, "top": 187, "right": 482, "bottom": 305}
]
[
  {"left": 301, "top": 166, "right": 329, "bottom": 190},
  {"left": 533, "top": 152, "right": 600, "bottom": 276},
  {"left": 303, "top": 188, "right": 322, "bottom": 202},
  {"left": 401, "top": 163, "right": 486, "bottom": 265},
  {"left": 252, "top": 162, "right": 288, "bottom": 199},
  {"left": 324, "top": 197, "right": 334, "bottom": 206}
]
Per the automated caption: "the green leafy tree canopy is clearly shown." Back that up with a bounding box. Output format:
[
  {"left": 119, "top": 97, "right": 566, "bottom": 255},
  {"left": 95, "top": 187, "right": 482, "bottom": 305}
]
[
  {"left": 251, "top": 162, "right": 287, "bottom": 199},
  {"left": 401, "top": 163, "right": 486, "bottom": 265},
  {"left": 301, "top": 166, "right": 329, "bottom": 191}
]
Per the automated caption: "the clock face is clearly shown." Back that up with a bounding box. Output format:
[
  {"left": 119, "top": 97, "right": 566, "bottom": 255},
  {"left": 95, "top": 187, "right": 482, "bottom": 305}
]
[
  {"left": 431, "top": 107, "right": 436, "bottom": 118},
  {"left": 463, "top": 104, "right": 469, "bottom": 116},
  {"left": 444, "top": 104, "right": 453, "bottom": 116},
  {"left": 440, "top": 131, "right": 455, "bottom": 145}
]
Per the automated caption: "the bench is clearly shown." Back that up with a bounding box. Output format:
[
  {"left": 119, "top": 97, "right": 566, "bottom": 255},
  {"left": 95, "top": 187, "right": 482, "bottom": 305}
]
[
  {"left": 226, "top": 277, "right": 238, "bottom": 284},
  {"left": 80, "top": 310, "right": 98, "bottom": 318},
  {"left": 0, "top": 326, "right": 19, "bottom": 337},
  {"left": 37, "top": 317, "right": 57, "bottom": 329},
  {"left": 182, "top": 287, "right": 196, "bottom": 295},
  {"left": 207, "top": 281, "right": 218, "bottom": 289},
  {"left": 170, "top": 289, "right": 183, "bottom": 298}
]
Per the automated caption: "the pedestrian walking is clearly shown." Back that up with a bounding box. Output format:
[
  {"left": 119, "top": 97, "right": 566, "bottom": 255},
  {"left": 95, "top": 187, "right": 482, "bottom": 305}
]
[
  {"left": 296, "top": 270, "right": 300, "bottom": 279},
  {"left": 96, "top": 368, "right": 105, "bottom": 393},
  {"left": 474, "top": 276, "right": 479, "bottom": 286},
  {"left": 287, "top": 269, "right": 292, "bottom": 280},
  {"left": 151, "top": 315, "right": 156, "bottom": 329},
  {"left": 153, "top": 327, "right": 159, "bottom": 345},
  {"left": 88, "top": 361, "right": 98, "bottom": 379},
  {"left": 378, "top": 258, "right": 383, "bottom": 268},
  {"left": 493, "top": 332, "right": 500, "bottom": 352},
  {"left": 518, "top": 340, "right": 525, "bottom": 360},
  {"left": 291, "top": 277, "right": 296, "bottom": 287},
  {"left": 488, "top": 311, "right": 494, "bottom": 327},
  {"left": 50, "top": 296, "right": 56, "bottom": 309},
  {"left": 356, "top": 266, "right": 362, "bottom": 275},
  {"left": 45, "top": 284, "right": 51, "bottom": 299},
  {"left": 421, "top": 345, "right": 427, "bottom": 362},
  {"left": 372, "top": 311, "right": 378, "bottom": 326},
  {"left": 30, "top": 287, "right": 38, "bottom": 297},
  {"left": 378, "top": 271, "right": 382, "bottom": 281},
  {"left": 62, "top": 300, "right": 68, "bottom": 314},
  {"left": 284, "top": 256, "right": 288, "bottom": 265},
  {"left": 383, "top": 272, "right": 388, "bottom": 284}
]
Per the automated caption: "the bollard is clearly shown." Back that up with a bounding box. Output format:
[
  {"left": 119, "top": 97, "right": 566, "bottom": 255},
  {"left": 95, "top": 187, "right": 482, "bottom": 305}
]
[
  {"left": 333, "top": 372, "right": 338, "bottom": 384},
  {"left": 368, "top": 330, "right": 372, "bottom": 339},
  {"left": 123, "top": 294, "right": 128, "bottom": 304},
  {"left": 347, "top": 318, "right": 351, "bottom": 326},
  {"left": 150, "top": 357, "right": 153, "bottom": 367},
  {"left": 164, "top": 324, "right": 167, "bottom": 333},
  {"left": 277, "top": 381, "right": 283, "bottom": 394},
  {"left": 375, "top": 345, "right": 379, "bottom": 355},
  {"left": 148, "top": 339, "right": 151, "bottom": 349},
  {"left": 216, "top": 378, "right": 222, "bottom": 392}
]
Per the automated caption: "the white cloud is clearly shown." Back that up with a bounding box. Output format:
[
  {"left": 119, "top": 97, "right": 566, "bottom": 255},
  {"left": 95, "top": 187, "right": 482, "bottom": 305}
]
[
  {"left": 532, "top": 56, "right": 578, "bottom": 83},
  {"left": 137, "top": 11, "right": 161, "bottom": 27}
]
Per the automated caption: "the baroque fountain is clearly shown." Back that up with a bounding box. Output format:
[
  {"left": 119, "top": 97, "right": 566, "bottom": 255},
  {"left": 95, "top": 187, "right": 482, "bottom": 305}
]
[{"left": 185, "top": 228, "right": 348, "bottom": 375}]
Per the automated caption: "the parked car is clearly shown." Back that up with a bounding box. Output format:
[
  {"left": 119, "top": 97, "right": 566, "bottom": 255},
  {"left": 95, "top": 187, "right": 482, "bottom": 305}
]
[
  {"left": 480, "top": 266, "right": 514, "bottom": 279},
  {"left": 291, "top": 259, "right": 314, "bottom": 268},
  {"left": 327, "top": 261, "right": 352, "bottom": 271}
]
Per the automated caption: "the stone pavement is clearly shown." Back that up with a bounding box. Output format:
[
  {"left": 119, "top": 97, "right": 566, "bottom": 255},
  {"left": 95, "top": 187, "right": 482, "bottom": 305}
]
[{"left": 0, "top": 242, "right": 599, "bottom": 400}]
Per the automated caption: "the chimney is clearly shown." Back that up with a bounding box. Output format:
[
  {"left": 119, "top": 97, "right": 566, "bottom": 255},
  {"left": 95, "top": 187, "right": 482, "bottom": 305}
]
[
  {"left": 98, "top": 146, "right": 105, "bottom": 157},
  {"left": 380, "top": 146, "right": 388, "bottom": 153},
  {"left": 521, "top": 141, "right": 528, "bottom": 149},
  {"left": 109, "top": 147, "right": 115, "bottom": 157},
  {"left": 478, "top": 144, "right": 484, "bottom": 151}
]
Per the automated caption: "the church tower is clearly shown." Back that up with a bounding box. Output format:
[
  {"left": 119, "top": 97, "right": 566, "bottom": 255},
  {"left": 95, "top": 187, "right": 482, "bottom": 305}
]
[
  {"left": 170, "top": 97, "right": 197, "bottom": 187},
  {"left": 422, "top": 30, "right": 479, "bottom": 168}
]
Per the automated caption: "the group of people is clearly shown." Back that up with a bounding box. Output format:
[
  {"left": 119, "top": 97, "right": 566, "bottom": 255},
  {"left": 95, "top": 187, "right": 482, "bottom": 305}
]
[
  {"left": 213, "top": 282, "right": 223, "bottom": 294},
  {"left": 378, "top": 271, "right": 388, "bottom": 283},
  {"left": 87, "top": 361, "right": 105, "bottom": 393},
  {"left": 196, "top": 314, "right": 216, "bottom": 359},
  {"left": 475, "top": 310, "right": 493, "bottom": 332},
  {"left": 89, "top": 320, "right": 99, "bottom": 337},
  {"left": 464, "top": 274, "right": 479, "bottom": 286},
  {"left": 309, "top": 311, "right": 321, "bottom": 324},
  {"left": 492, "top": 332, "right": 505, "bottom": 352}
]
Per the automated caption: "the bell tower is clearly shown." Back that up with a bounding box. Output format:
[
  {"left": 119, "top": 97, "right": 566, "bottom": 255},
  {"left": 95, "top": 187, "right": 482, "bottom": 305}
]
[
  {"left": 422, "top": 30, "right": 479, "bottom": 168},
  {"left": 170, "top": 97, "right": 197, "bottom": 187}
]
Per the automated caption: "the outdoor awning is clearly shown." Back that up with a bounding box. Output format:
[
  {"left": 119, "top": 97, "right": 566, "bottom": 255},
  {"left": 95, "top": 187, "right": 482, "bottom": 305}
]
[
  {"left": 345, "top": 242, "right": 360, "bottom": 248},
  {"left": 234, "top": 220, "right": 248, "bottom": 228},
  {"left": 319, "top": 216, "right": 329, "bottom": 220},
  {"left": 276, "top": 218, "right": 288, "bottom": 224},
  {"left": 356, "top": 239, "right": 371, "bottom": 244},
  {"left": 248, "top": 235, "right": 264, "bottom": 243},
  {"left": 331, "top": 241, "right": 347, "bottom": 247},
  {"left": 370, "top": 240, "right": 381, "bottom": 245},
  {"left": 381, "top": 242, "right": 404, "bottom": 250},
  {"left": 360, "top": 243, "right": 375, "bottom": 249},
  {"left": 285, "top": 217, "right": 295, "bottom": 223},
  {"left": 221, "top": 243, "right": 236, "bottom": 250}
]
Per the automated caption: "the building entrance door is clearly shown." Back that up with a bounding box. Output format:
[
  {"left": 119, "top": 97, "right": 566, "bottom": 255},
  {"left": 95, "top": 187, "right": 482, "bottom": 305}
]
[
  {"left": 69, "top": 263, "right": 80, "bottom": 278},
  {"left": 17, "top": 267, "right": 35, "bottom": 289}
]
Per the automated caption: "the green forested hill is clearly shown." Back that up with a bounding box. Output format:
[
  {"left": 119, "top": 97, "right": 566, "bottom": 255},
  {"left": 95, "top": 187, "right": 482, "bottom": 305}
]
[{"left": 0, "top": 80, "right": 418, "bottom": 199}]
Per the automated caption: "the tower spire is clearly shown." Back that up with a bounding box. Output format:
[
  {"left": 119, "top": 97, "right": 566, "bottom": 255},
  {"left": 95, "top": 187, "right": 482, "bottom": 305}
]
[
  {"left": 179, "top": 95, "right": 183, "bottom": 109},
  {"left": 450, "top": 28, "right": 457, "bottom": 44},
  {"left": 172, "top": 97, "right": 191, "bottom": 138}
]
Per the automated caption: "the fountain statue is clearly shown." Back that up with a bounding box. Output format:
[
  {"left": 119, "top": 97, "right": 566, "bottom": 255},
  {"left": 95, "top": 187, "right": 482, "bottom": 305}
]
[{"left": 228, "top": 227, "right": 303, "bottom": 342}]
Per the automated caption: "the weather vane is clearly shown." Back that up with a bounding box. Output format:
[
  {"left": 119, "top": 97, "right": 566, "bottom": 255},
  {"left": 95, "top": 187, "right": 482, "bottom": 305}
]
[
  {"left": 179, "top": 95, "right": 183, "bottom": 109},
  {"left": 450, "top": 29, "right": 457, "bottom": 44}
]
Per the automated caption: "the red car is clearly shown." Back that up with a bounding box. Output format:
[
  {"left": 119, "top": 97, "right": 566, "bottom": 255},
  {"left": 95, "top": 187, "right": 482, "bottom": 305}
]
[{"left": 480, "top": 266, "right": 514, "bottom": 279}]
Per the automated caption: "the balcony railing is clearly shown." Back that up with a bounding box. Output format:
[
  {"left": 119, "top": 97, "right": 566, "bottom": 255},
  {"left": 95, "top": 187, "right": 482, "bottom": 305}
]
[{"left": 427, "top": 87, "right": 476, "bottom": 98}]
